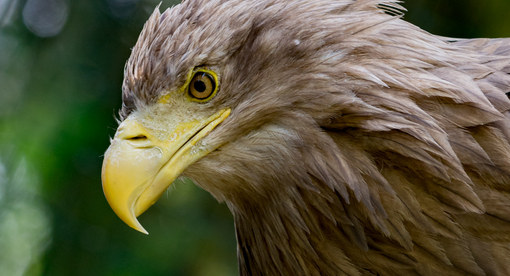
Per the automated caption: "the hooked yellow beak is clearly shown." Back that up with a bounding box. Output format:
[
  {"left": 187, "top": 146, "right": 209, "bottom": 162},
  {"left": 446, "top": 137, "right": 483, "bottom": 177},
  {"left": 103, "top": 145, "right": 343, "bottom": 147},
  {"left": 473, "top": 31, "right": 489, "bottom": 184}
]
[{"left": 101, "top": 108, "right": 230, "bottom": 234}]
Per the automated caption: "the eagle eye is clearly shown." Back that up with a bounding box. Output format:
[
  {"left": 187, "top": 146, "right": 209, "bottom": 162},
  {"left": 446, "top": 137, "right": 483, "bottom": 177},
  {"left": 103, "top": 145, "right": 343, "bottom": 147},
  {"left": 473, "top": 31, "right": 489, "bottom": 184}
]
[{"left": 188, "top": 70, "right": 217, "bottom": 101}]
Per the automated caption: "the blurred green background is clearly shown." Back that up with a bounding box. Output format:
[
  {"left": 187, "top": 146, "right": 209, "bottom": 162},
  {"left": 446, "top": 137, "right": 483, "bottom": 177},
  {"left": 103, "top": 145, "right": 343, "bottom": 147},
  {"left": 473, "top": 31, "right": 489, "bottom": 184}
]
[{"left": 0, "top": 0, "right": 508, "bottom": 275}]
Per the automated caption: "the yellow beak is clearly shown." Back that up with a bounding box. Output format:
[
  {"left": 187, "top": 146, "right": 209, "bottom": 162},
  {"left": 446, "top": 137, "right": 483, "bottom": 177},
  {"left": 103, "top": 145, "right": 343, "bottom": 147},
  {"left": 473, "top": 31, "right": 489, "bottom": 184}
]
[{"left": 101, "top": 108, "right": 230, "bottom": 234}]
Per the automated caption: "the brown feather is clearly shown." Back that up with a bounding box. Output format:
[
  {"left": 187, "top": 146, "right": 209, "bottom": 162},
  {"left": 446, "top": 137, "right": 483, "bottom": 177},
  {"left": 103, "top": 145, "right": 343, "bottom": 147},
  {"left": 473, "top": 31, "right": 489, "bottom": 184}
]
[{"left": 120, "top": 0, "right": 510, "bottom": 275}]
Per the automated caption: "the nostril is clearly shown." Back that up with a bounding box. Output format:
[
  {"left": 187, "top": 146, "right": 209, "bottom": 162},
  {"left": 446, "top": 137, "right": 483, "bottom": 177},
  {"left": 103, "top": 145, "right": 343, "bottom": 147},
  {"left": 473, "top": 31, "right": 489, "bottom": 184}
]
[
  {"left": 127, "top": 135, "right": 148, "bottom": 141},
  {"left": 122, "top": 134, "right": 153, "bottom": 148}
]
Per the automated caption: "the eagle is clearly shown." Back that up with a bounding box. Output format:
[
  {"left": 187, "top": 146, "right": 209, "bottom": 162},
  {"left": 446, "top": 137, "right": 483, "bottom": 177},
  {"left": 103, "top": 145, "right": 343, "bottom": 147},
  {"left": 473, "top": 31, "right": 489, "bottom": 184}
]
[{"left": 101, "top": 0, "right": 510, "bottom": 275}]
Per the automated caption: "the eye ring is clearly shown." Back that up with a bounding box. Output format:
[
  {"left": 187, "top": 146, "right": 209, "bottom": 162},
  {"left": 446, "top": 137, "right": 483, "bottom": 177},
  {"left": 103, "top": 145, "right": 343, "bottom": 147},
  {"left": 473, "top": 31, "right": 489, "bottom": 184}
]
[{"left": 188, "top": 70, "right": 217, "bottom": 101}]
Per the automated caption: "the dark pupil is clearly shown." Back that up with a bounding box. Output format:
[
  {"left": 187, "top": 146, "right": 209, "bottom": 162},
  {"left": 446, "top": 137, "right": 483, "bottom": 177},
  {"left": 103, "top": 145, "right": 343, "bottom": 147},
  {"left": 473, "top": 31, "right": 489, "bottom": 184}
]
[{"left": 193, "top": 80, "right": 207, "bottom": 93}]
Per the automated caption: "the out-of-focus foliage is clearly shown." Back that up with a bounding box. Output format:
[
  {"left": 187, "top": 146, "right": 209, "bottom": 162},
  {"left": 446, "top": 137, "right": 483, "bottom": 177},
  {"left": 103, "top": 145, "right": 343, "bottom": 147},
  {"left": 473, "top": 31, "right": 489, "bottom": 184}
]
[
  {"left": 0, "top": 156, "right": 51, "bottom": 275},
  {"left": 0, "top": 0, "right": 508, "bottom": 275},
  {"left": 404, "top": 0, "right": 510, "bottom": 38}
]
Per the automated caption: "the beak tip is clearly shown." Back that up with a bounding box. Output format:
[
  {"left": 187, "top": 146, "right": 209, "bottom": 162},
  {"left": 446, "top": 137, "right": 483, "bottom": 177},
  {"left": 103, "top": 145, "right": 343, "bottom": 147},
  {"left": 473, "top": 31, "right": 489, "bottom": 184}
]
[
  {"left": 137, "top": 228, "right": 149, "bottom": 235},
  {"left": 122, "top": 212, "right": 150, "bottom": 235},
  {"left": 127, "top": 214, "right": 149, "bottom": 235},
  {"left": 134, "top": 224, "right": 149, "bottom": 235}
]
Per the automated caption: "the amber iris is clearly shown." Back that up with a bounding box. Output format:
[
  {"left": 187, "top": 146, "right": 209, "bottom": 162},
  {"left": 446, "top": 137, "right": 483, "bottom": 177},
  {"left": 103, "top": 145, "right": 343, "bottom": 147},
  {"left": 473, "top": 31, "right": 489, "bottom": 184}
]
[{"left": 189, "top": 72, "right": 216, "bottom": 100}]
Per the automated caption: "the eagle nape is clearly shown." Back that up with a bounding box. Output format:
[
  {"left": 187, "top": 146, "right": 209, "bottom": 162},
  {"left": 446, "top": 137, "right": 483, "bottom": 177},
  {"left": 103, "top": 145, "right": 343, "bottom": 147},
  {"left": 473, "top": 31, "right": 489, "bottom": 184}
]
[{"left": 102, "top": 0, "right": 510, "bottom": 275}]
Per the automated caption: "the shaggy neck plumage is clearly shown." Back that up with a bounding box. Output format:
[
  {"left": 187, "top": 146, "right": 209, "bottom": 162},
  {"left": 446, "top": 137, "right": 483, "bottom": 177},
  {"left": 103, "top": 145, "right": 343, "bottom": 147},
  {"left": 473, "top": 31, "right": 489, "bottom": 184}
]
[
  {"left": 213, "top": 116, "right": 392, "bottom": 275},
  {"left": 232, "top": 194, "right": 358, "bottom": 276},
  {"left": 226, "top": 128, "right": 362, "bottom": 275}
]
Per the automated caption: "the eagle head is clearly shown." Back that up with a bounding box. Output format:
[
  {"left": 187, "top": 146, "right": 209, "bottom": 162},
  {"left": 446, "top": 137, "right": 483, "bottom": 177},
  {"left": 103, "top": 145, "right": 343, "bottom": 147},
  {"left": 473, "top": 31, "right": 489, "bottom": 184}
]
[{"left": 102, "top": 0, "right": 510, "bottom": 274}]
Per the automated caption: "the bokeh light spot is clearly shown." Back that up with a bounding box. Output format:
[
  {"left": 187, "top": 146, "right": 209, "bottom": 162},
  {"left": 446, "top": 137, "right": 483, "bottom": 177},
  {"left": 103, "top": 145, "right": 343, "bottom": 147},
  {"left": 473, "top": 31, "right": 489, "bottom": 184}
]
[{"left": 22, "top": 0, "right": 69, "bottom": 38}]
